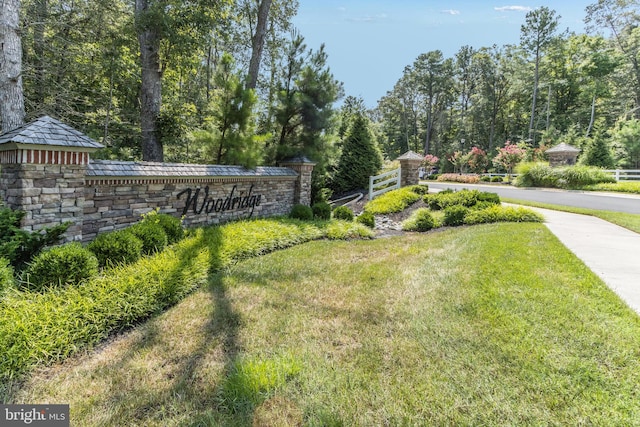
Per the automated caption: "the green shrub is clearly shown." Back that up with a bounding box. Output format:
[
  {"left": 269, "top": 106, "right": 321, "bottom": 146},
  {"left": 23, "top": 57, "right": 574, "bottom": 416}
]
[
  {"left": 480, "top": 176, "right": 491, "bottom": 182},
  {"left": 23, "top": 243, "right": 99, "bottom": 291},
  {"left": 130, "top": 221, "right": 168, "bottom": 255},
  {"left": 491, "top": 176, "right": 504, "bottom": 183},
  {"left": 0, "top": 257, "right": 14, "bottom": 294},
  {"left": 477, "top": 192, "right": 501, "bottom": 205},
  {"left": 426, "top": 174, "right": 440, "bottom": 180},
  {"left": 464, "top": 205, "right": 544, "bottom": 225},
  {"left": 443, "top": 205, "right": 469, "bottom": 227},
  {"left": 312, "top": 202, "right": 332, "bottom": 220},
  {"left": 355, "top": 211, "right": 375, "bottom": 228},
  {"left": 364, "top": 187, "right": 421, "bottom": 214},
  {"left": 407, "top": 184, "right": 429, "bottom": 195},
  {"left": 0, "top": 206, "right": 69, "bottom": 270},
  {"left": 332, "top": 206, "right": 354, "bottom": 221},
  {"left": 402, "top": 208, "right": 436, "bottom": 232},
  {"left": 145, "top": 213, "right": 184, "bottom": 244},
  {"left": 515, "top": 163, "right": 615, "bottom": 189},
  {"left": 289, "top": 204, "right": 314, "bottom": 221},
  {"left": 87, "top": 229, "right": 143, "bottom": 268}
]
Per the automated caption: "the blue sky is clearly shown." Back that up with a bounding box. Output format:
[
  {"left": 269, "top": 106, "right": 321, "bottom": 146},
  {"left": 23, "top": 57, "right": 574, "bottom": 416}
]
[{"left": 292, "top": 1, "right": 596, "bottom": 108}]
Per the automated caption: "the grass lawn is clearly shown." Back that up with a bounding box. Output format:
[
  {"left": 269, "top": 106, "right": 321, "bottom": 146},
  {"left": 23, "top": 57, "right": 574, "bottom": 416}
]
[
  {"left": 501, "top": 197, "right": 640, "bottom": 234},
  {"left": 8, "top": 223, "right": 640, "bottom": 426}
]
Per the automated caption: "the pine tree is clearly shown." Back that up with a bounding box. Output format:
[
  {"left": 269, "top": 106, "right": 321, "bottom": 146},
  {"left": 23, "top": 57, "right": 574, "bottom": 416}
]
[
  {"left": 581, "top": 131, "right": 614, "bottom": 168},
  {"left": 332, "top": 113, "right": 383, "bottom": 194}
]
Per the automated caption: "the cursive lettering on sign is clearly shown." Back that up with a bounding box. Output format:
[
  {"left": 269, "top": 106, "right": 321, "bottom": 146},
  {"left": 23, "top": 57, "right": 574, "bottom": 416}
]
[{"left": 176, "top": 184, "right": 262, "bottom": 217}]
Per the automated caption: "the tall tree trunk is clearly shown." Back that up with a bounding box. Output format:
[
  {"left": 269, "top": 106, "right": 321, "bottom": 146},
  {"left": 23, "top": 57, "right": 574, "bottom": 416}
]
[
  {"left": 33, "top": 0, "right": 47, "bottom": 106},
  {"left": 587, "top": 93, "right": 596, "bottom": 137},
  {"left": 528, "top": 49, "right": 540, "bottom": 144},
  {"left": 135, "top": 0, "right": 163, "bottom": 161},
  {"left": 246, "top": 0, "right": 272, "bottom": 90},
  {"left": 0, "top": 0, "right": 25, "bottom": 132}
]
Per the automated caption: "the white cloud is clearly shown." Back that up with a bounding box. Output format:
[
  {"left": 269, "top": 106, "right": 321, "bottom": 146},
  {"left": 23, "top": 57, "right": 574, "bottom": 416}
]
[
  {"left": 347, "top": 13, "right": 388, "bottom": 23},
  {"left": 494, "top": 5, "right": 532, "bottom": 12},
  {"left": 442, "top": 9, "right": 461, "bottom": 15}
]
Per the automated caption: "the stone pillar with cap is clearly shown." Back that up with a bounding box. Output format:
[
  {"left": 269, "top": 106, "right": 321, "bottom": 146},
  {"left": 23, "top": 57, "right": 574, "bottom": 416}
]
[
  {"left": 0, "top": 116, "right": 104, "bottom": 241},
  {"left": 397, "top": 150, "right": 424, "bottom": 186},
  {"left": 279, "top": 156, "right": 316, "bottom": 206}
]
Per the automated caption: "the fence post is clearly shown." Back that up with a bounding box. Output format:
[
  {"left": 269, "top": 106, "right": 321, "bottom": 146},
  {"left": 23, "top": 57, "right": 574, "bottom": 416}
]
[
  {"left": 369, "top": 175, "right": 374, "bottom": 201},
  {"left": 616, "top": 169, "right": 621, "bottom": 182}
]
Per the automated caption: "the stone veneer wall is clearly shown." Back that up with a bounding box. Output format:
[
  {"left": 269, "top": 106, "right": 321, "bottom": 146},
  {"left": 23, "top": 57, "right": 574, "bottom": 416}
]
[{"left": 83, "top": 171, "right": 298, "bottom": 242}]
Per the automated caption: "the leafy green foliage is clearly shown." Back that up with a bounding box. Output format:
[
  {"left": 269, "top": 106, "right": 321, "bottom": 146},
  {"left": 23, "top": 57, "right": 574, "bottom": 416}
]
[
  {"left": 312, "top": 202, "right": 332, "bottom": 220},
  {"left": 443, "top": 205, "right": 469, "bottom": 227},
  {"left": 0, "top": 258, "right": 14, "bottom": 294},
  {"left": 424, "top": 189, "right": 499, "bottom": 211},
  {"left": 356, "top": 211, "right": 375, "bottom": 228},
  {"left": 0, "top": 206, "right": 69, "bottom": 270},
  {"left": 581, "top": 131, "right": 614, "bottom": 168},
  {"left": 23, "top": 243, "right": 99, "bottom": 291},
  {"left": 332, "top": 113, "right": 383, "bottom": 193},
  {"left": 463, "top": 205, "right": 544, "bottom": 224},
  {"left": 364, "top": 187, "right": 422, "bottom": 214},
  {"left": 142, "top": 210, "right": 184, "bottom": 245},
  {"left": 289, "top": 204, "right": 314, "bottom": 221},
  {"left": 402, "top": 208, "right": 436, "bottom": 232},
  {"left": 129, "top": 221, "right": 168, "bottom": 256},
  {"left": 406, "top": 184, "right": 429, "bottom": 195},
  {"left": 515, "top": 163, "right": 615, "bottom": 189},
  {"left": 584, "top": 181, "right": 640, "bottom": 194},
  {"left": 87, "top": 230, "right": 143, "bottom": 268},
  {"left": 332, "top": 206, "right": 354, "bottom": 221}
]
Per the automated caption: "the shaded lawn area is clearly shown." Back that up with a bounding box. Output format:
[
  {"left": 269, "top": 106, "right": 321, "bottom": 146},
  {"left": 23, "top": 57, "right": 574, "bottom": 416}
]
[{"left": 9, "top": 223, "right": 640, "bottom": 426}]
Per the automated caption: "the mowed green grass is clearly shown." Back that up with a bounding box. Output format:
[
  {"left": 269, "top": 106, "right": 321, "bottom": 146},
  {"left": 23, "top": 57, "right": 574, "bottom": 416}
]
[{"left": 10, "top": 223, "right": 640, "bottom": 426}]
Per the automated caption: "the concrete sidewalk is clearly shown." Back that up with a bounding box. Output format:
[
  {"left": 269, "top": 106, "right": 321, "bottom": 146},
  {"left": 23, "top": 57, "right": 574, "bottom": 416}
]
[{"left": 528, "top": 207, "right": 640, "bottom": 315}]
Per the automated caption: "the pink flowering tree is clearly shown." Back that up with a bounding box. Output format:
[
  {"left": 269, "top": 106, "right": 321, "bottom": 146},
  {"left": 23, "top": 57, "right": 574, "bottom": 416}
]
[
  {"left": 492, "top": 141, "right": 526, "bottom": 179},
  {"left": 423, "top": 154, "right": 439, "bottom": 169},
  {"left": 468, "top": 146, "right": 489, "bottom": 173}
]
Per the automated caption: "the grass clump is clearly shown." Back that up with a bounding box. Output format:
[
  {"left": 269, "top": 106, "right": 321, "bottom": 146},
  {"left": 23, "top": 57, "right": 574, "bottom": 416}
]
[
  {"left": 364, "top": 187, "right": 422, "bottom": 214},
  {"left": 402, "top": 208, "right": 436, "bottom": 232},
  {"left": 425, "top": 189, "right": 500, "bottom": 210},
  {"left": 22, "top": 243, "right": 98, "bottom": 291},
  {"left": 464, "top": 205, "right": 544, "bottom": 225}
]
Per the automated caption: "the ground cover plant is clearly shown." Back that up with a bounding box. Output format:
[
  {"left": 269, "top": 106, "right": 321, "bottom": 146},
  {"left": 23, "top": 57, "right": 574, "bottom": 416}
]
[
  {"left": 7, "top": 223, "right": 640, "bottom": 425},
  {"left": 0, "top": 217, "right": 372, "bottom": 386},
  {"left": 515, "top": 163, "right": 615, "bottom": 189},
  {"left": 501, "top": 197, "right": 640, "bottom": 234},
  {"left": 584, "top": 181, "right": 640, "bottom": 194},
  {"left": 363, "top": 185, "right": 424, "bottom": 214}
]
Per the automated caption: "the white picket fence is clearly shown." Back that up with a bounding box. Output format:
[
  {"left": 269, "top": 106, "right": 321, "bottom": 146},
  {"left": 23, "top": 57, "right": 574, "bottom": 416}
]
[
  {"left": 369, "top": 167, "right": 401, "bottom": 200},
  {"left": 604, "top": 170, "right": 640, "bottom": 181}
]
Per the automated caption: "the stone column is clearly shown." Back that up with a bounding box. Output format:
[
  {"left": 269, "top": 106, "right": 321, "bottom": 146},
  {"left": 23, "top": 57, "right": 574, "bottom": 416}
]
[
  {"left": 397, "top": 151, "right": 424, "bottom": 187},
  {"left": 279, "top": 156, "right": 316, "bottom": 206},
  {"left": 0, "top": 116, "right": 103, "bottom": 242}
]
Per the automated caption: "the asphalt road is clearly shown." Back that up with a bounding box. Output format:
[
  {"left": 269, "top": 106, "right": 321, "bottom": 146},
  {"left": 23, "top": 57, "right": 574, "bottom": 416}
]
[{"left": 426, "top": 182, "right": 640, "bottom": 215}]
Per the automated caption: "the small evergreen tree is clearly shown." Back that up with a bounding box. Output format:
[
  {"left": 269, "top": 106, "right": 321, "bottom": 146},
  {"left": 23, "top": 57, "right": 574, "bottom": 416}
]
[
  {"left": 332, "top": 113, "right": 383, "bottom": 193},
  {"left": 581, "top": 131, "right": 614, "bottom": 168}
]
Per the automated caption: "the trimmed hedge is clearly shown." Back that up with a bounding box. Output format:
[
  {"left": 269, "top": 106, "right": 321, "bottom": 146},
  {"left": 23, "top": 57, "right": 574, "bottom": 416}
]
[
  {"left": 289, "top": 204, "right": 314, "bottom": 220},
  {"left": 464, "top": 205, "right": 544, "bottom": 225},
  {"left": 312, "top": 202, "right": 332, "bottom": 220},
  {"left": 130, "top": 221, "right": 168, "bottom": 255},
  {"left": 153, "top": 213, "right": 185, "bottom": 244},
  {"left": 22, "top": 243, "right": 99, "bottom": 291},
  {"left": 87, "top": 229, "right": 143, "bottom": 268},
  {"left": 443, "top": 205, "right": 469, "bottom": 227}
]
